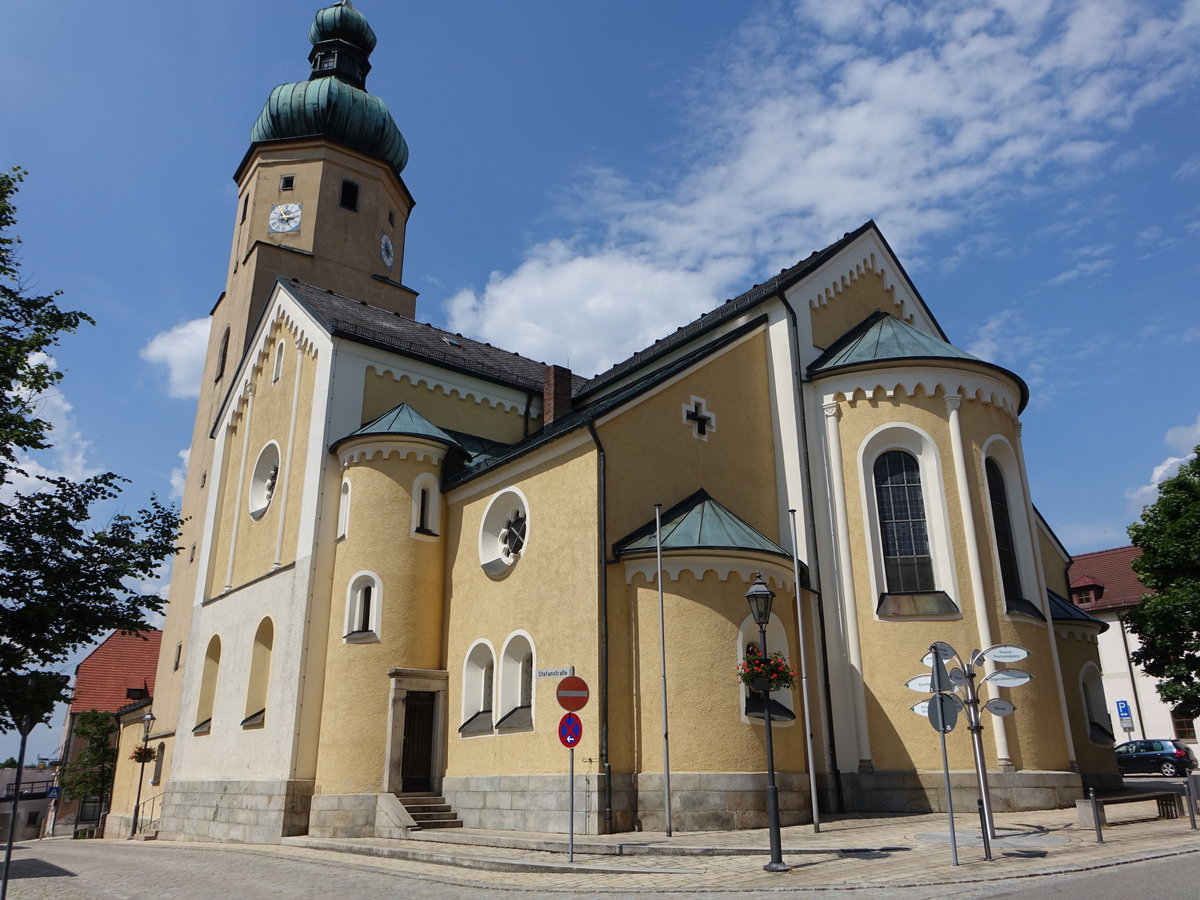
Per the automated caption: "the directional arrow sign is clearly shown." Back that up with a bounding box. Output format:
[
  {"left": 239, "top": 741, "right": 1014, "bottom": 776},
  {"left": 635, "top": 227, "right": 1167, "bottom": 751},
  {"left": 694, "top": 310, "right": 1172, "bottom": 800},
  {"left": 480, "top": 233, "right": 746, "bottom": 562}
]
[
  {"left": 980, "top": 644, "right": 1030, "bottom": 663},
  {"left": 984, "top": 697, "right": 1016, "bottom": 717},
  {"left": 921, "top": 642, "right": 956, "bottom": 667},
  {"left": 906, "top": 673, "right": 934, "bottom": 693},
  {"left": 949, "top": 667, "right": 967, "bottom": 687},
  {"left": 982, "top": 668, "right": 1033, "bottom": 689},
  {"left": 930, "top": 653, "right": 953, "bottom": 694},
  {"left": 559, "top": 712, "right": 583, "bottom": 748}
]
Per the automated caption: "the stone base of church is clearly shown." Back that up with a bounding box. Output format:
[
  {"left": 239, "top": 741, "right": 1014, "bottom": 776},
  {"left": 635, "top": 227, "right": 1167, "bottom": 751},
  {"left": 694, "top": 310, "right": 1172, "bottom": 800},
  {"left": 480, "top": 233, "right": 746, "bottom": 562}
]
[
  {"left": 839, "top": 769, "right": 1084, "bottom": 814},
  {"left": 156, "top": 778, "right": 313, "bottom": 843},
  {"left": 633, "top": 772, "right": 813, "bottom": 832},
  {"left": 442, "top": 773, "right": 636, "bottom": 834}
]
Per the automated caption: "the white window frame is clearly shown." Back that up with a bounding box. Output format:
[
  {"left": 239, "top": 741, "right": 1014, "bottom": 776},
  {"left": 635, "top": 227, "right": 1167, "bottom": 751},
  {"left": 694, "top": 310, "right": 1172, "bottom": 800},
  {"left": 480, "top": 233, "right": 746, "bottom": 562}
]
[
  {"left": 411, "top": 472, "right": 441, "bottom": 540},
  {"left": 497, "top": 631, "right": 535, "bottom": 731},
  {"left": 737, "top": 612, "right": 796, "bottom": 727},
  {"left": 337, "top": 478, "right": 351, "bottom": 540},
  {"left": 858, "top": 423, "right": 958, "bottom": 615},
  {"left": 981, "top": 436, "right": 1040, "bottom": 618},
  {"left": 461, "top": 640, "right": 496, "bottom": 737},
  {"left": 271, "top": 339, "right": 285, "bottom": 383},
  {"left": 344, "top": 571, "right": 381, "bottom": 642},
  {"left": 1080, "top": 662, "right": 1114, "bottom": 746}
]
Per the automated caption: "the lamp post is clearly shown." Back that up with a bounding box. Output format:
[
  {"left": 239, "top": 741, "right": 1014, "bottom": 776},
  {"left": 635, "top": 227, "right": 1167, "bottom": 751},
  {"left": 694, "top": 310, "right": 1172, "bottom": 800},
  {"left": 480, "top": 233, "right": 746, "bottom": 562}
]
[
  {"left": 129, "top": 711, "right": 155, "bottom": 839},
  {"left": 745, "top": 573, "right": 788, "bottom": 873}
]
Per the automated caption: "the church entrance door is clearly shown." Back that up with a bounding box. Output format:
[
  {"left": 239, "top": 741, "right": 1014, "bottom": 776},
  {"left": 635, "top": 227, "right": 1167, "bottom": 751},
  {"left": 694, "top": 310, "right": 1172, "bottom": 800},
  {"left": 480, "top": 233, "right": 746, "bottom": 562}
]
[{"left": 401, "top": 690, "right": 436, "bottom": 792}]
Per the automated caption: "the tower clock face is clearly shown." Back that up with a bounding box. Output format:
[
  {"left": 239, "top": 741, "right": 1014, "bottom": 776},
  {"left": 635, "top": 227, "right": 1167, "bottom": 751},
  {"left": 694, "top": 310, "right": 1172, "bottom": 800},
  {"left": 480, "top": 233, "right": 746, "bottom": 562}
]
[
  {"left": 380, "top": 232, "right": 395, "bottom": 268},
  {"left": 268, "top": 203, "right": 303, "bottom": 233}
]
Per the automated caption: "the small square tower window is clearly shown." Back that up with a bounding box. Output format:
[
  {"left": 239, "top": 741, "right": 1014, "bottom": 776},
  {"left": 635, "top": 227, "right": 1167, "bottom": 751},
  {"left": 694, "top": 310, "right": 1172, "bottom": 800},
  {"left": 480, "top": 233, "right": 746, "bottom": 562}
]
[
  {"left": 340, "top": 180, "right": 359, "bottom": 211},
  {"left": 279, "top": 175, "right": 295, "bottom": 191}
]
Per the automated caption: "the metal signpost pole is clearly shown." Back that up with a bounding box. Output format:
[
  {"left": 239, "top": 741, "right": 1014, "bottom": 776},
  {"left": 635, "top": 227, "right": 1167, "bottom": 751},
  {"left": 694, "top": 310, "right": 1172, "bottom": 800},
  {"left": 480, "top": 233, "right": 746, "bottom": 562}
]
[
  {"left": 568, "top": 745, "right": 575, "bottom": 863},
  {"left": 939, "top": 724, "right": 958, "bottom": 866},
  {"left": 0, "top": 726, "right": 29, "bottom": 900},
  {"left": 963, "top": 657, "right": 996, "bottom": 840},
  {"left": 655, "top": 504, "right": 673, "bottom": 836}
]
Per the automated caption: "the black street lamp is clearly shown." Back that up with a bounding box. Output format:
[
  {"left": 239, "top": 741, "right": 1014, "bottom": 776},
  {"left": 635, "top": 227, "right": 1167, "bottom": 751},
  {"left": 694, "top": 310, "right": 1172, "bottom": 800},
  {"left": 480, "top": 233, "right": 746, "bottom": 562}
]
[
  {"left": 129, "top": 711, "right": 155, "bottom": 839},
  {"left": 745, "top": 573, "right": 788, "bottom": 873}
]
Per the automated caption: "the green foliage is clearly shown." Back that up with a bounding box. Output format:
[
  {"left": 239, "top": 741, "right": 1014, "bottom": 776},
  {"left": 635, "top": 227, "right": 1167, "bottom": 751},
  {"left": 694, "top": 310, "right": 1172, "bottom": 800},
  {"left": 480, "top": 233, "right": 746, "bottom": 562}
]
[
  {"left": 57, "top": 710, "right": 117, "bottom": 803},
  {"left": 0, "top": 757, "right": 16, "bottom": 768},
  {"left": 0, "top": 169, "right": 182, "bottom": 733},
  {"left": 1126, "top": 448, "right": 1200, "bottom": 718}
]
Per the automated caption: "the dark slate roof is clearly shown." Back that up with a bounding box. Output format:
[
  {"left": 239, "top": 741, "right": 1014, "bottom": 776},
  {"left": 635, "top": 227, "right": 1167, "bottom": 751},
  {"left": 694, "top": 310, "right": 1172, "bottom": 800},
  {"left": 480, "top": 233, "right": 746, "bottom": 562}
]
[
  {"left": 1047, "top": 589, "right": 1109, "bottom": 633},
  {"left": 331, "top": 403, "right": 459, "bottom": 452},
  {"left": 808, "top": 310, "right": 1029, "bottom": 411},
  {"left": 577, "top": 221, "right": 913, "bottom": 397},
  {"left": 613, "top": 489, "right": 793, "bottom": 561},
  {"left": 283, "top": 278, "right": 561, "bottom": 393}
]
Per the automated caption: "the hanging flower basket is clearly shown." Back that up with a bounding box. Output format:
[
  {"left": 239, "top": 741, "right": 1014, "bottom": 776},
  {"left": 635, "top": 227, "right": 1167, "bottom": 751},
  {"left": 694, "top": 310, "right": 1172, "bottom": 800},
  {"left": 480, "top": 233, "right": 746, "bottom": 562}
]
[
  {"left": 130, "top": 746, "right": 156, "bottom": 764},
  {"left": 737, "top": 647, "right": 798, "bottom": 693}
]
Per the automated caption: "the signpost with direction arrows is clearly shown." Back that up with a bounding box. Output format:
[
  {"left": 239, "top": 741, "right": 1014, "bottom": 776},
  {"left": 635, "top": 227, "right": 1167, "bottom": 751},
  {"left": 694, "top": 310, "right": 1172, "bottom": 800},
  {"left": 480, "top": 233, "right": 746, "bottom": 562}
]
[{"left": 906, "top": 640, "right": 1032, "bottom": 863}]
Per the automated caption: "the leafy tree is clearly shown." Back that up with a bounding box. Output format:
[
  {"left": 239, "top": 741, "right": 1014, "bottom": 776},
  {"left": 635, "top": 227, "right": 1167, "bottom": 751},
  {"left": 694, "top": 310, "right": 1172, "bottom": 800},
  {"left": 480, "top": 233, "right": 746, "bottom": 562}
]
[
  {"left": 57, "top": 710, "right": 117, "bottom": 805},
  {"left": 1126, "top": 447, "right": 1200, "bottom": 718},
  {"left": 0, "top": 169, "right": 181, "bottom": 733},
  {"left": 0, "top": 758, "right": 16, "bottom": 769}
]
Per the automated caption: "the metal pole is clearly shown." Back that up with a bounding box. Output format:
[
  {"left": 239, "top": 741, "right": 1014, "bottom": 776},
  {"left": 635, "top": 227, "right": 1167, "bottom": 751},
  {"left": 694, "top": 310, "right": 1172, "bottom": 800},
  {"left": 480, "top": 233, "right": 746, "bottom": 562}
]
[
  {"left": 788, "top": 509, "right": 820, "bottom": 832},
  {"left": 964, "top": 660, "right": 997, "bottom": 839},
  {"left": 940, "top": 728, "right": 958, "bottom": 866},
  {"left": 655, "top": 504, "right": 672, "bottom": 836},
  {"left": 1, "top": 729, "right": 29, "bottom": 900},
  {"left": 1088, "top": 787, "right": 1104, "bottom": 843},
  {"left": 976, "top": 798, "right": 993, "bottom": 860},
  {"left": 1184, "top": 775, "right": 1197, "bottom": 831},
  {"left": 568, "top": 747, "right": 575, "bottom": 862},
  {"left": 759, "top": 623, "right": 788, "bottom": 872},
  {"left": 130, "top": 758, "right": 147, "bottom": 839}
]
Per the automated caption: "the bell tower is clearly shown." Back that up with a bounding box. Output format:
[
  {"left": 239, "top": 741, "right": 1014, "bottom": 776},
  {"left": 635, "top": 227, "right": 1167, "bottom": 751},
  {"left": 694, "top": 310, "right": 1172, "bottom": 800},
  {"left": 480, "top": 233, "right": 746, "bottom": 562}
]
[{"left": 151, "top": 1, "right": 416, "bottom": 759}]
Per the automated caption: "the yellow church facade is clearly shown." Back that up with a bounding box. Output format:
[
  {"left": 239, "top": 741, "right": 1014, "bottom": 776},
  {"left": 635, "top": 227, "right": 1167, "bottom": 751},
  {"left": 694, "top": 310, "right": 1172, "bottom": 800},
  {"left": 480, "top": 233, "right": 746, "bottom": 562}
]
[{"left": 108, "top": 2, "right": 1118, "bottom": 843}]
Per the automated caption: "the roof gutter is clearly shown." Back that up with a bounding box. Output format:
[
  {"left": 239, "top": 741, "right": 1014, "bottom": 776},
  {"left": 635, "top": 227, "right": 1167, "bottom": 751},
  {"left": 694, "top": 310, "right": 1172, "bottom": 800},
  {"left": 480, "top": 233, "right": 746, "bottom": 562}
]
[{"left": 586, "top": 420, "right": 613, "bottom": 833}]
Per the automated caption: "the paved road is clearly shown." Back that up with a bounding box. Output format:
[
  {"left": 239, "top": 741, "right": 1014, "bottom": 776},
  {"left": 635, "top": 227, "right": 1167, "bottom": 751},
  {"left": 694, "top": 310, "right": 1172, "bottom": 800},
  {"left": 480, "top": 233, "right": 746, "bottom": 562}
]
[{"left": 3, "top": 836, "right": 1197, "bottom": 899}]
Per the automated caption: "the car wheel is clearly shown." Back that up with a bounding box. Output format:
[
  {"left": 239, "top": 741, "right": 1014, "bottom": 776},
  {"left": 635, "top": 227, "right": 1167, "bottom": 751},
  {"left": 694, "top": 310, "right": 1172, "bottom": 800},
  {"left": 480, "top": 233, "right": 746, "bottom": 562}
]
[{"left": 1160, "top": 760, "right": 1181, "bottom": 777}]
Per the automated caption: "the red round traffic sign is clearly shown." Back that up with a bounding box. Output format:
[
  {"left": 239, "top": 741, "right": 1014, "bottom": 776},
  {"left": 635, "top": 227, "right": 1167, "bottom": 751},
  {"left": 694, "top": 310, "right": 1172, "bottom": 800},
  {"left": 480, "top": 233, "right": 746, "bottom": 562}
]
[
  {"left": 559, "top": 712, "right": 583, "bottom": 748},
  {"left": 556, "top": 676, "right": 589, "bottom": 711}
]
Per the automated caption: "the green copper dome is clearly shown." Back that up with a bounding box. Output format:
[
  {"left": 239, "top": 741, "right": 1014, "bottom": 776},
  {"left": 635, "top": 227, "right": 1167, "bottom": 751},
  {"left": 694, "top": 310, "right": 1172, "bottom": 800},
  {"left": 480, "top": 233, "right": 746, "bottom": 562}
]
[
  {"left": 249, "top": 2, "right": 408, "bottom": 176},
  {"left": 308, "top": 2, "right": 376, "bottom": 53}
]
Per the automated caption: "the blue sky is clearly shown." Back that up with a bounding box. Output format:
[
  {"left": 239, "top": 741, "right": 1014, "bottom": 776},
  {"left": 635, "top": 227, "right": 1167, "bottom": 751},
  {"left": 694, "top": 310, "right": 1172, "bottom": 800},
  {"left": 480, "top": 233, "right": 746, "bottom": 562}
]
[{"left": 3, "top": 0, "right": 1199, "bottom": 761}]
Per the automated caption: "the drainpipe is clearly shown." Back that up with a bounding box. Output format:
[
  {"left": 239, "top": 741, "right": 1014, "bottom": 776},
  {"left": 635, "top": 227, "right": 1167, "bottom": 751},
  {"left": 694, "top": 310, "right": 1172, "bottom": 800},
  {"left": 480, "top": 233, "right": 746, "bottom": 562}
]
[
  {"left": 776, "top": 292, "right": 844, "bottom": 813},
  {"left": 586, "top": 420, "right": 613, "bottom": 833}
]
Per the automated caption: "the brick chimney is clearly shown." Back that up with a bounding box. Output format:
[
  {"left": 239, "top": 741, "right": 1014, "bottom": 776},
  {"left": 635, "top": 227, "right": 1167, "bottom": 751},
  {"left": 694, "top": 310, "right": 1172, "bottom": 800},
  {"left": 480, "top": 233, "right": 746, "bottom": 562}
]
[{"left": 543, "top": 365, "right": 573, "bottom": 426}]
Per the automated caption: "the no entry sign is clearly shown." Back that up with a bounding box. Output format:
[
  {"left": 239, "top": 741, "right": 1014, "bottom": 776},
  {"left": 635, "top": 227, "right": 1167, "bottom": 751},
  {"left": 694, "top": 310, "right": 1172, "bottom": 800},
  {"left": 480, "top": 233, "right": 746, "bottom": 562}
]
[
  {"left": 556, "top": 676, "right": 589, "bottom": 711},
  {"left": 559, "top": 712, "right": 583, "bottom": 747}
]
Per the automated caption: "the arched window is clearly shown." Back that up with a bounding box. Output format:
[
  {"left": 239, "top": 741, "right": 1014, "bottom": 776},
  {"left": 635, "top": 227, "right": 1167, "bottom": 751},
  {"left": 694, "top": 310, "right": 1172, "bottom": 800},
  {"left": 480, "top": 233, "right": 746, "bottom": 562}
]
[
  {"left": 194, "top": 635, "right": 221, "bottom": 735},
  {"left": 271, "top": 339, "right": 285, "bottom": 383},
  {"left": 459, "top": 642, "right": 495, "bottom": 736},
  {"left": 337, "top": 478, "right": 351, "bottom": 539},
  {"left": 214, "top": 327, "right": 231, "bottom": 382},
  {"left": 150, "top": 742, "right": 165, "bottom": 785},
  {"left": 344, "top": 573, "right": 380, "bottom": 642},
  {"left": 982, "top": 441, "right": 1043, "bottom": 619},
  {"left": 411, "top": 473, "right": 440, "bottom": 538},
  {"left": 874, "top": 450, "right": 935, "bottom": 592},
  {"left": 1081, "top": 664, "right": 1114, "bottom": 745},
  {"left": 860, "top": 426, "right": 958, "bottom": 618},
  {"left": 497, "top": 633, "right": 534, "bottom": 730},
  {"left": 739, "top": 608, "right": 796, "bottom": 725},
  {"left": 242, "top": 618, "right": 273, "bottom": 728},
  {"left": 986, "top": 458, "right": 1022, "bottom": 603}
]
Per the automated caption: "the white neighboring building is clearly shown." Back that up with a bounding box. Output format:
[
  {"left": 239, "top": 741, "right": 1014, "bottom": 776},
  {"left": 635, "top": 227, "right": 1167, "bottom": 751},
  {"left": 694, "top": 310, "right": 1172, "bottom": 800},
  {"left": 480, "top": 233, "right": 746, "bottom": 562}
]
[{"left": 1070, "top": 545, "right": 1198, "bottom": 746}]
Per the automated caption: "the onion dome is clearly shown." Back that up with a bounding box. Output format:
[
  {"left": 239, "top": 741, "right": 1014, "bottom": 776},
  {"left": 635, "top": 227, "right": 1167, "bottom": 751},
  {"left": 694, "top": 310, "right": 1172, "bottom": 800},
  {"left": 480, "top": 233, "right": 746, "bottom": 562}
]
[{"left": 249, "top": 2, "right": 409, "bottom": 176}]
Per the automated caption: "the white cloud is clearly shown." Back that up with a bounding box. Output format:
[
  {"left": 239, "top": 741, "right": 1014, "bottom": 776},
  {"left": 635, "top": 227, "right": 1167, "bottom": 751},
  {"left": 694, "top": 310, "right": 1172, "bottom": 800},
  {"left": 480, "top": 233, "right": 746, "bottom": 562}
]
[
  {"left": 3, "top": 352, "right": 101, "bottom": 497},
  {"left": 443, "top": 0, "right": 1200, "bottom": 376},
  {"left": 169, "top": 448, "right": 190, "bottom": 501},
  {"left": 140, "top": 318, "right": 210, "bottom": 399},
  {"left": 1173, "top": 154, "right": 1200, "bottom": 180},
  {"left": 1126, "top": 414, "right": 1200, "bottom": 514}
]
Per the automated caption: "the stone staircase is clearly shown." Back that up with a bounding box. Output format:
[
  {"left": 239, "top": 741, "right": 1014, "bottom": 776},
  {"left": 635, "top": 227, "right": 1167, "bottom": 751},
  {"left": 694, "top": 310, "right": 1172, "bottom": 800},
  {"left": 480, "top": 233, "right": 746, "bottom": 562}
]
[{"left": 395, "top": 791, "right": 463, "bottom": 830}]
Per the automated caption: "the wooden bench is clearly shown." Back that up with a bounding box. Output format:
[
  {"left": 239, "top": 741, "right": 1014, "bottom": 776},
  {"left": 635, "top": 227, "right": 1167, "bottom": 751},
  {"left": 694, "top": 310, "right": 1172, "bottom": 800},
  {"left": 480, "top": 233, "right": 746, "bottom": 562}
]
[{"left": 1076, "top": 791, "right": 1182, "bottom": 827}]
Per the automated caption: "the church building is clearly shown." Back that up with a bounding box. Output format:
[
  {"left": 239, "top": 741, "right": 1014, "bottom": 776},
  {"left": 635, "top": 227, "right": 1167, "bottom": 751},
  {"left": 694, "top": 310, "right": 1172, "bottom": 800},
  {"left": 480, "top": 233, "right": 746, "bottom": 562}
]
[{"left": 115, "top": 2, "right": 1118, "bottom": 844}]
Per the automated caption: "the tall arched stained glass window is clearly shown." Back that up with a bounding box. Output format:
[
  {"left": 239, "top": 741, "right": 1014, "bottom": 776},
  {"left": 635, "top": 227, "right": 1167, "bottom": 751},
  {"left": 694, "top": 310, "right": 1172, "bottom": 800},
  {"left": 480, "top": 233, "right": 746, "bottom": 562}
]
[
  {"left": 873, "top": 450, "right": 935, "bottom": 592},
  {"left": 985, "top": 458, "right": 1023, "bottom": 604}
]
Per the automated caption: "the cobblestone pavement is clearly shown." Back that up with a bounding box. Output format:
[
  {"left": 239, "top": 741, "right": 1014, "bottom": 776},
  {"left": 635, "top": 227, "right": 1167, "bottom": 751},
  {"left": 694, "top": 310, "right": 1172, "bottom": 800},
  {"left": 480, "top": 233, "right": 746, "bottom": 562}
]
[{"left": 3, "top": 795, "right": 1200, "bottom": 898}]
